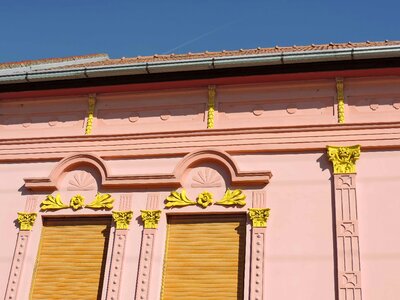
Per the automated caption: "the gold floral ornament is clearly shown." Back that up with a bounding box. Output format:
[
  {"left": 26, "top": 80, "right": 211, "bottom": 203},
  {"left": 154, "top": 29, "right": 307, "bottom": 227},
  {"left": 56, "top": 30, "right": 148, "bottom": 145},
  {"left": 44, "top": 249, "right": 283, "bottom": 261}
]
[
  {"left": 327, "top": 145, "right": 361, "bottom": 174},
  {"left": 17, "top": 212, "right": 37, "bottom": 231},
  {"left": 112, "top": 211, "right": 133, "bottom": 230},
  {"left": 248, "top": 208, "right": 271, "bottom": 228},
  {"left": 70, "top": 195, "right": 85, "bottom": 210},
  {"left": 85, "top": 192, "right": 114, "bottom": 209},
  {"left": 197, "top": 191, "right": 213, "bottom": 208},
  {"left": 141, "top": 210, "right": 162, "bottom": 229},
  {"left": 41, "top": 194, "right": 68, "bottom": 211},
  {"left": 165, "top": 189, "right": 196, "bottom": 208},
  {"left": 215, "top": 189, "right": 246, "bottom": 206}
]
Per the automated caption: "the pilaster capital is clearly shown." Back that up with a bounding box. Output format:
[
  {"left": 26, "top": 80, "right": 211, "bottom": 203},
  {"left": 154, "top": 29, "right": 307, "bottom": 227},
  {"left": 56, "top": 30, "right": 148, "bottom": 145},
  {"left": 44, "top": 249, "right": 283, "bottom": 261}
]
[
  {"left": 140, "top": 210, "right": 161, "bottom": 229},
  {"left": 112, "top": 210, "right": 133, "bottom": 230},
  {"left": 17, "top": 212, "right": 37, "bottom": 231},
  {"left": 327, "top": 145, "right": 361, "bottom": 174},
  {"left": 248, "top": 208, "right": 270, "bottom": 228}
]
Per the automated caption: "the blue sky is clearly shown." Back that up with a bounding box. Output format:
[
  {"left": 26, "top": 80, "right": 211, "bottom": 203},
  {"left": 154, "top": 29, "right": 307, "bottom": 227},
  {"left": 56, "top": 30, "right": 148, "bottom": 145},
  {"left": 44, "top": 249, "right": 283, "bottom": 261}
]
[{"left": 1, "top": 0, "right": 399, "bottom": 63}]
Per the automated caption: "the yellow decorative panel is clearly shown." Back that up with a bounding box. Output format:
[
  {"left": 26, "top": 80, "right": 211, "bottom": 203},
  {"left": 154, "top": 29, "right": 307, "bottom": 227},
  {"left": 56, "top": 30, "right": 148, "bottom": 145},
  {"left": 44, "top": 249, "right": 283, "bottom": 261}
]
[
  {"left": 30, "top": 217, "right": 111, "bottom": 299},
  {"left": 161, "top": 214, "right": 246, "bottom": 300}
]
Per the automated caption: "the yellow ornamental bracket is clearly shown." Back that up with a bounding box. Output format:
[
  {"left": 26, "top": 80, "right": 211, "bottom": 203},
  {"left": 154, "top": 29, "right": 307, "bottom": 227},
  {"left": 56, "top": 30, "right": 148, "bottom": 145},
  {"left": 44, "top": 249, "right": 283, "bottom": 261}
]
[
  {"left": 327, "top": 145, "right": 361, "bottom": 174},
  {"left": 86, "top": 192, "right": 114, "bottom": 209},
  {"left": 17, "top": 212, "right": 37, "bottom": 231},
  {"left": 112, "top": 211, "right": 133, "bottom": 230},
  {"left": 248, "top": 208, "right": 270, "bottom": 228},
  {"left": 141, "top": 210, "right": 162, "bottom": 229},
  {"left": 336, "top": 78, "right": 345, "bottom": 124},
  {"left": 215, "top": 189, "right": 246, "bottom": 206},
  {"left": 40, "top": 194, "right": 68, "bottom": 211},
  {"left": 207, "top": 85, "right": 216, "bottom": 129},
  {"left": 85, "top": 94, "right": 96, "bottom": 135},
  {"left": 165, "top": 190, "right": 196, "bottom": 208}
]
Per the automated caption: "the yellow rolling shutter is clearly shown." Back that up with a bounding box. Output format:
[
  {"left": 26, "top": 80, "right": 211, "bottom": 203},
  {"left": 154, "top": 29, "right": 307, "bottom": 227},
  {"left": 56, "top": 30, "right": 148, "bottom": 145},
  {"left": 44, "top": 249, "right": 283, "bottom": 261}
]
[
  {"left": 30, "top": 217, "right": 111, "bottom": 300},
  {"left": 161, "top": 214, "right": 246, "bottom": 300}
]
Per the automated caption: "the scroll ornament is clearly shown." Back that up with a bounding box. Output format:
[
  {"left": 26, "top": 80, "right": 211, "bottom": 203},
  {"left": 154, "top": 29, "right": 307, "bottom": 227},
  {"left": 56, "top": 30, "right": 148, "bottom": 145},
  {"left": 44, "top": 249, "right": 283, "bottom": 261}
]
[
  {"left": 141, "top": 210, "right": 162, "bottom": 229},
  {"left": 327, "top": 145, "right": 361, "bottom": 174},
  {"left": 40, "top": 193, "right": 114, "bottom": 211},
  {"left": 165, "top": 189, "right": 246, "bottom": 208},
  {"left": 17, "top": 212, "right": 37, "bottom": 231},
  {"left": 112, "top": 211, "right": 133, "bottom": 230},
  {"left": 248, "top": 208, "right": 270, "bottom": 228}
]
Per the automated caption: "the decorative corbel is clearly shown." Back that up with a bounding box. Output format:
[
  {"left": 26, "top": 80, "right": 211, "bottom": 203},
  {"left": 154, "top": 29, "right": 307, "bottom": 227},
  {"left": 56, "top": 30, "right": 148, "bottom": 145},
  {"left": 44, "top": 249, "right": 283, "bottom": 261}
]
[{"left": 85, "top": 94, "right": 96, "bottom": 135}]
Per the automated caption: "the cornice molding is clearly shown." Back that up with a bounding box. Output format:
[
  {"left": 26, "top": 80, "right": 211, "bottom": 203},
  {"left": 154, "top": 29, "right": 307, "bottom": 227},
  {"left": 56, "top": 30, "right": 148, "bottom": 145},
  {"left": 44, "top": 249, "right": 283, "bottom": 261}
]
[
  {"left": 24, "top": 149, "right": 271, "bottom": 191},
  {"left": 2, "top": 122, "right": 400, "bottom": 162}
]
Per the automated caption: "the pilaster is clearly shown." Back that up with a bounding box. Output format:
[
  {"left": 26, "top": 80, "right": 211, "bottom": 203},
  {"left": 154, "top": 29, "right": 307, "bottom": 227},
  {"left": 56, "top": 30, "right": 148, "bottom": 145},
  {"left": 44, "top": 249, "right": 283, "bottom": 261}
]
[
  {"left": 249, "top": 191, "right": 270, "bottom": 300},
  {"left": 135, "top": 194, "right": 161, "bottom": 300},
  {"left": 327, "top": 145, "right": 362, "bottom": 300}
]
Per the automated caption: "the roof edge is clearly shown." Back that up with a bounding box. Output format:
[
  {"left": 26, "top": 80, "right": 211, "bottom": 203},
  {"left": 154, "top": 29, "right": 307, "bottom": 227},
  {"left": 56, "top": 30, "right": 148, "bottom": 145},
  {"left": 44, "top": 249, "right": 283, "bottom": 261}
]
[{"left": 1, "top": 45, "right": 400, "bottom": 84}]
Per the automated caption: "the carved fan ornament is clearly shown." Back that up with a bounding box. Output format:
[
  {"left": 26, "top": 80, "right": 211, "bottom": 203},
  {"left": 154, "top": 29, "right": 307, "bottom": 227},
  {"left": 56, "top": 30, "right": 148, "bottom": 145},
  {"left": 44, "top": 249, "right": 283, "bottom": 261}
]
[
  {"left": 40, "top": 192, "right": 114, "bottom": 211},
  {"left": 165, "top": 189, "right": 246, "bottom": 208},
  {"left": 191, "top": 168, "right": 222, "bottom": 188},
  {"left": 68, "top": 171, "right": 96, "bottom": 191}
]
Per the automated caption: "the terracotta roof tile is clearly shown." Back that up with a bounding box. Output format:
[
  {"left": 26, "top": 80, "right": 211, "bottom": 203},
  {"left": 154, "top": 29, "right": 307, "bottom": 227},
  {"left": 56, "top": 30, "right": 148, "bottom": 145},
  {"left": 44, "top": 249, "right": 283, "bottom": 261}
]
[
  {"left": 2, "top": 41, "right": 400, "bottom": 72},
  {"left": 54, "top": 40, "right": 400, "bottom": 69},
  {"left": 0, "top": 54, "right": 108, "bottom": 70}
]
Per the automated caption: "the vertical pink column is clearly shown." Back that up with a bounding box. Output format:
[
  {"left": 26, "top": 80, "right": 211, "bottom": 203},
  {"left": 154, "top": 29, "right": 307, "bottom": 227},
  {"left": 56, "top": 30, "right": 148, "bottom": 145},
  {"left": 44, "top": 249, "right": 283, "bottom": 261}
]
[
  {"left": 5, "top": 196, "right": 38, "bottom": 300},
  {"left": 107, "top": 194, "right": 133, "bottom": 300},
  {"left": 135, "top": 193, "right": 161, "bottom": 300},
  {"left": 248, "top": 191, "right": 270, "bottom": 300},
  {"left": 327, "top": 145, "right": 362, "bottom": 300}
]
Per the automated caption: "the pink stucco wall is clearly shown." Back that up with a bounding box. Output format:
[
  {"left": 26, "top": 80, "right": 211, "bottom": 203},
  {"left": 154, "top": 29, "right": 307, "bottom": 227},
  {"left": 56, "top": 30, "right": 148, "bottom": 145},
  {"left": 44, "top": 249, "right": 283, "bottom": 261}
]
[{"left": 1, "top": 72, "right": 400, "bottom": 299}]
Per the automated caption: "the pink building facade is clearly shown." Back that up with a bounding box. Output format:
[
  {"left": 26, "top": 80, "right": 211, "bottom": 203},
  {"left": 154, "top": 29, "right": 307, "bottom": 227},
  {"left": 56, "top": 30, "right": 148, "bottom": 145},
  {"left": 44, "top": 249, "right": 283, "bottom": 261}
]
[{"left": 1, "top": 41, "right": 400, "bottom": 299}]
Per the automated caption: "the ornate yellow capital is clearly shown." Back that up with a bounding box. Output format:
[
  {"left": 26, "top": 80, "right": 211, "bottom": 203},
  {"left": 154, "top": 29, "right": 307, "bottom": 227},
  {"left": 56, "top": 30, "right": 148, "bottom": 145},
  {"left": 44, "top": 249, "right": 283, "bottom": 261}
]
[
  {"left": 17, "top": 212, "right": 37, "bottom": 231},
  {"left": 248, "top": 208, "right": 270, "bottom": 228},
  {"left": 141, "top": 210, "right": 161, "bottom": 229},
  {"left": 85, "top": 94, "right": 96, "bottom": 135},
  {"left": 327, "top": 145, "right": 361, "bottom": 174},
  {"left": 336, "top": 78, "right": 345, "bottom": 124},
  {"left": 207, "top": 85, "right": 216, "bottom": 129},
  {"left": 112, "top": 211, "right": 133, "bottom": 230}
]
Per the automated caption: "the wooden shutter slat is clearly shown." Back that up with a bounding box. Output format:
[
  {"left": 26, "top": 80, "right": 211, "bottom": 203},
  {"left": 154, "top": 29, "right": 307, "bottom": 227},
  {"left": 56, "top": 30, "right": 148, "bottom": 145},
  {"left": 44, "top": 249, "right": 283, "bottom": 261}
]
[
  {"left": 30, "top": 217, "right": 111, "bottom": 300},
  {"left": 161, "top": 214, "right": 246, "bottom": 300}
]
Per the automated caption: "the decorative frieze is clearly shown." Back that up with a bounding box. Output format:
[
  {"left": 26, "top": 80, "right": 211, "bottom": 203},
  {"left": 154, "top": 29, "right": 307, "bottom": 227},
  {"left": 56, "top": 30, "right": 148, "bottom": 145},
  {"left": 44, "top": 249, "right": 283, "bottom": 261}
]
[
  {"left": 40, "top": 193, "right": 114, "bottom": 211},
  {"left": 112, "top": 211, "right": 133, "bottom": 230},
  {"left": 327, "top": 145, "right": 363, "bottom": 299},
  {"left": 165, "top": 189, "right": 246, "bottom": 208}
]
